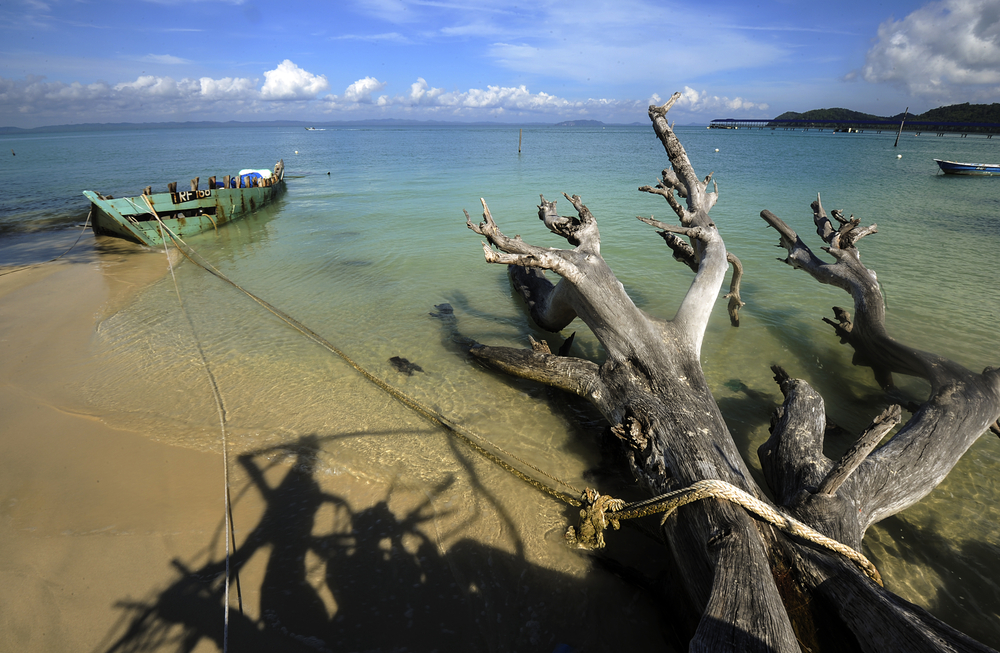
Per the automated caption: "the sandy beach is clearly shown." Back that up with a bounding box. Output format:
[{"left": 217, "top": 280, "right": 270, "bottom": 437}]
[
  {"left": 0, "top": 247, "right": 673, "bottom": 653},
  {"left": 0, "top": 259, "right": 229, "bottom": 651}
]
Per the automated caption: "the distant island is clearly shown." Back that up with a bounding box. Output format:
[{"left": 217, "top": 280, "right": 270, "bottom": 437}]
[
  {"left": 554, "top": 120, "right": 605, "bottom": 127},
  {"left": 711, "top": 102, "right": 1000, "bottom": 134},
  {"left": 772, "top": 102, "right": 1000, "bottom": 125}
]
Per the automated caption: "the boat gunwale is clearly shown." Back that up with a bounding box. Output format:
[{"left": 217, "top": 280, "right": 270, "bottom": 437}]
[
  {"left": 83, "top": 160, "right": 285, "bottom": 246},
  {"left": 933, "top": 158, "right": 1000, "bottom": 168}
]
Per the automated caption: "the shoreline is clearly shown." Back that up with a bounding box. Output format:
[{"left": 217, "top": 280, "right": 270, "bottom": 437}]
[
  {"left": 0, "top": 261, "right": 236, "bottom": 651},
  {"left": 0, "top": 252, "right": 672, "bottom": 652}
]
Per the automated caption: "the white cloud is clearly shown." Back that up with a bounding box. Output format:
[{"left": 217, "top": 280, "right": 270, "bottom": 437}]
[
  {"left": 260, "top": 60, "right": 330, "bottom": 100},
  {"left": 435, "top": 85, "right": 571, "bottom": 111},
  {"left": 862, "top": 0, "right": 1000, "bottom": 99},
  {"left": 323, "top": 76, "right": 644, "bottom": 118},
  {"left": 114, "top": 75, "right": 186, "bottom": 97},
  {"left": 0, "top": 63, "right": 324, "bottom": 124},
  {"left": 406, "top": 77, "right": 445, "bottom": 104},
  {"left": 198, "top": 76, "right": 258, "bottom": 101},
  {"left": 1, "top": 67, "right": 766, "bottom": 127},
  {"left": 342, "top": 76, "right": 388, "bottom": 103},
  {"left": 0, "top": 76, "right": 112, "bottom": 115},
  {"left": 669, "top": 86, "right": 769, "bottom": 116}
]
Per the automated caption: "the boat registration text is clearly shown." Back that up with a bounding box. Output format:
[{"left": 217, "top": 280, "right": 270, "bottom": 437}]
[{"left": 171, "top": 189, "right": 213, "bottom": 204}]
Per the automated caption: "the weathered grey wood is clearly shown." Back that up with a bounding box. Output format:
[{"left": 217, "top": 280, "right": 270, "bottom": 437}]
[
  {"left": 190, "top": 177, "right": 199, "bottom": 191},
  {"left": 463, "top": 92, "right": 1000, "bottom": 651},
  {"left": 760, "top": 201, "right": 1000, "bottom": 525},
  {"left": 468, "top": 93, "right": 799, "bottom": 651},
  {"left": 756, "top": 199, "right": 1000, "bottom": 649},
  {"left": 816, "top": 404, "right": 900, "bottom": 496}
]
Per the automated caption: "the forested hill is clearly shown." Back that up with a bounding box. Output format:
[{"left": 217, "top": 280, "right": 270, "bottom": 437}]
[{"left": 773, "top": 102, "right": 1000, "bottom": 124}]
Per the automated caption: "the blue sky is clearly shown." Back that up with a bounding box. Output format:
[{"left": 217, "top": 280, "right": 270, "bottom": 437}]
[{"left": 2, "top": 0, "right": 999, "bottom": 127}]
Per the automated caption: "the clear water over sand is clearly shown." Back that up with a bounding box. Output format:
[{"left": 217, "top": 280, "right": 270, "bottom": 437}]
[{"left": 1, "top": 122, "right": 999, "bottom": 650}]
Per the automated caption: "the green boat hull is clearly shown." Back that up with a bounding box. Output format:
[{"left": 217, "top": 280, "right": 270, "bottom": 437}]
[{"left": 84, "top": 161, "right": 285, "bottom": 247}]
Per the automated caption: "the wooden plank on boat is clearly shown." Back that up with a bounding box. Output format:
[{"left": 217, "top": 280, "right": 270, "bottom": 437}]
[{"left": 83, "top": 159, "right": 287, "bottom": 247}]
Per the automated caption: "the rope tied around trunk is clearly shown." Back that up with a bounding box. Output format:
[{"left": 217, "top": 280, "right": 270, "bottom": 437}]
[{"left": 566, "top": 479, "right": 883, "bottom": 587}]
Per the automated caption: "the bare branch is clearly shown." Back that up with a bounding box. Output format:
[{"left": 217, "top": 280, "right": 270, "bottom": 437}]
[
  {"left": 660, "top": 232, "right": 697, "bottom": 271},
  {"left": 634, "top": 213, "right": 743, "bottom": 327},
  {"left": 639, "top": 163, "right": 701, "bottom": 220},
  {"left": 724, "top": 252, "right": 745, "bottom": 327},
  {"left": 527, "top": 334, "right": 551, "bottom": 353},
  {"left": 814, "top": 196, "right": 878, "bottom": 251},
  {"left": 508, "top": 266, "right": 579, "bottom": 332},
  {"left": 536, "top": 194, "right": 600, "bottom": 251},
  {"left": 466, "top": 200, "right": 584, "bottom": 283},
  {"left": 468, "top": 344, "right": 602, "bottom": 400},
  {"left": 760, "top": 209, "right": 833, "bottom": 279},
  {"left": 647, "top": 94, "right": 719, "bottom": 224},
  {"left": 636, "top": 215, "right": 713, "bottom": 242},
  {"left": 812, "top": 193, "right": 838, "bottom": 243},
  {"left": 816, "top": 404, "right": 901, "bottom": 496}
]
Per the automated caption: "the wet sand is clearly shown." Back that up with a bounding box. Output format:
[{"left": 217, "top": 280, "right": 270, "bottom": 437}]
[
  {"left": 0, "top": 253, "right": 674, "bottom": 652},
  {"left": 0, "top": 261, "right": 228, "bottom": 651}
]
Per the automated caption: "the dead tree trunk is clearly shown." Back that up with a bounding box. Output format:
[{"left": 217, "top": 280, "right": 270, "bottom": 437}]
[{"left": 464, "top": 92, "right": 1000, "bottom": 652}]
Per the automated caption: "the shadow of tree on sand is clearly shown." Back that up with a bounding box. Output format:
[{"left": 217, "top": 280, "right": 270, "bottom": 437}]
[{"left": 94, "top": 434, "right": 677, "bottom": 653}]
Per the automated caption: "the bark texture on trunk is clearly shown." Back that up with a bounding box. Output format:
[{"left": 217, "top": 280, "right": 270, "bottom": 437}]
[{"left": 464, "top": 92, "right": 1000, "bottom": 652}]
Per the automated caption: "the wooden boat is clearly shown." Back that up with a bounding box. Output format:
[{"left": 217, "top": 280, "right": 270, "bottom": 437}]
[
  {"left": 84, "top": 160, "right": 285, "bottom": 247},
  {"left": 934, "top": 159, "right": 1000, "bottom": 176}
]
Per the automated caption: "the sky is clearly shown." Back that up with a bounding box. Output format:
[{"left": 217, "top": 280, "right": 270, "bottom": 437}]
[{"left": 2, "top": 0, "right": 1000, "bottom": 128}]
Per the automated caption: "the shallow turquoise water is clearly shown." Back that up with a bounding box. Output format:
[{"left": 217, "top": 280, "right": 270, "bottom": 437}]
[{"left": 2, "top": 123, "right": 999, "bottom": 644}]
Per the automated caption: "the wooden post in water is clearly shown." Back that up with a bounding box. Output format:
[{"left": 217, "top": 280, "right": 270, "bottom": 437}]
[
  {"left": 894, "top": 107, "right": 908, "bottom": 147},
  {"left": 519, "top": 129, "right": 522, "bottom": 153}
]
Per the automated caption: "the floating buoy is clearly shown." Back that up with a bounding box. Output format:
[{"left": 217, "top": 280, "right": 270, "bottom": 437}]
[
  {"left": 897, "top": 154, "right": 902, "bottom": 159},
  {"left": 295, "top": 150, "right": 299, "bottom": 154},
  {"left": 715, "top": 148, "right": 719, "bottom": 152}
]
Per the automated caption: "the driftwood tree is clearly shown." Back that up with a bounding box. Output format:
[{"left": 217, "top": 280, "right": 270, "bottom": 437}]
[{"left": 464, "top": 93, "right": 1000, "bottom": 652}]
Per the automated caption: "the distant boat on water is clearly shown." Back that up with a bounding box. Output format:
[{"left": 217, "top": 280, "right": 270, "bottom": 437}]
[
  {"left": 934, "top": 159, "right": 1000, "bottom": 176},
  {"left": 83, "top": 160, "right": 285, "bottom": 247},
  {"left": 305, "top": 127, "right": 325, "bottom": 131}
]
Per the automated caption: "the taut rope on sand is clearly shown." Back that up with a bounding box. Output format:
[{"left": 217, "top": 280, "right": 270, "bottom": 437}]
[{"left": 146, "top": 198, "right": 241, "bottom": 652}]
